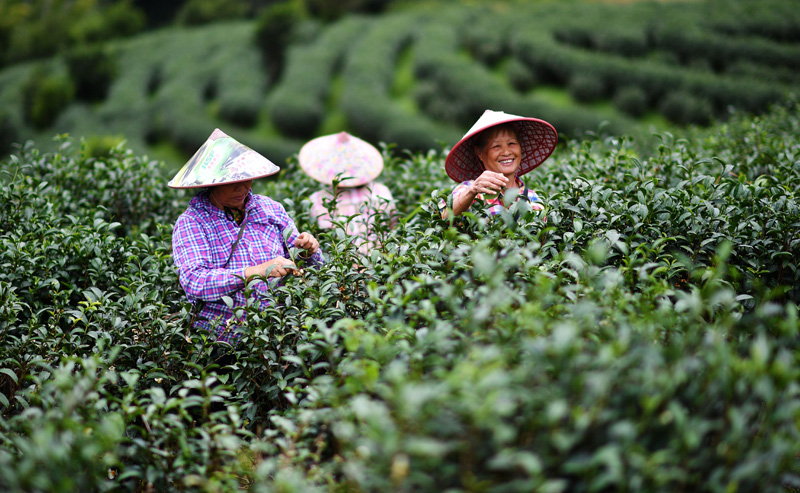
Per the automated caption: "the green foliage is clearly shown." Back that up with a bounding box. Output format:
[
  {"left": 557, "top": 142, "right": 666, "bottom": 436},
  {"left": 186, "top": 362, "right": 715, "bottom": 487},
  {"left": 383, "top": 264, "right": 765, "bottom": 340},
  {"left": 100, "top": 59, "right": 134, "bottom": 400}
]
[
  {"left": 268, "top": 16, "right": 367, "bottom": 139},
  {"left": 65, "top": 45, "right": 118, "bottom": 102},
  {"left": 176, "top": 0, "right": 251, "bottom": 25},
  {"left": 613, "top": 85, "right": 648, "bottom": 118},
  {"left": 0, "top": 0, "right": 145, "bottom": 67},
  {"left": 339, "top": 12, "right": 461, "bottom": 152},
  {"left": 1, "top": 101, "right": 800, "bottom": 489},
  {"left": 505, "top": 57, "right": 538, "bottom": 93},
  {"left": 21, "top": 67, "right": 75, "bottom": 130},
  {"left": 255, "top": 1, "right": 304, "bottom": 83},
  {"left": 306, "top": 0, "right": 389, "bottom": 21},
  {"left": 660, "top": 91, "right": 714, "bottom": 126},
  {"left": 568, "top": 73, "right": 606, "bottom": 103},
  {"left": 67, "top": 0, "right": 145, "bottom": 45},
  {"left": 1, "top": 0, "right": 798, "bottom": 171},
  {"left": 175, "top": 0, "right": 250, "bottom": 26},
  {"left": 0, "top": 110, "right": 20, "bottom": 156}
]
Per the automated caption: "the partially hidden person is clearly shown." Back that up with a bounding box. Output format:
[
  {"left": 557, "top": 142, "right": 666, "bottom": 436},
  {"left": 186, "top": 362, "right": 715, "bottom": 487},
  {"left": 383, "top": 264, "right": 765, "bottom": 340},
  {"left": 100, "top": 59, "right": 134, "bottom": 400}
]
[
  {"left": 443, "top": 109, "right": 558, "bottom": 217},
  {"left": 300, "top": 131, "right": 396, "bottom": 253},
  {"left": 170, "top": 128, "right": 324, "bottom": 344}
]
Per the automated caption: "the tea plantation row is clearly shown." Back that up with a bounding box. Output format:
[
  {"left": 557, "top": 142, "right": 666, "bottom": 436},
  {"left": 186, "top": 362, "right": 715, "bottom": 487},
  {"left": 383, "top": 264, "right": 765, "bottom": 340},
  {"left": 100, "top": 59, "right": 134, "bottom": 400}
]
[
  {"left": 1, "top": 0, "right": 798, "bottom": 167},
  {"left": 1, "top": 101, "right": 800, "bottom": 491}
]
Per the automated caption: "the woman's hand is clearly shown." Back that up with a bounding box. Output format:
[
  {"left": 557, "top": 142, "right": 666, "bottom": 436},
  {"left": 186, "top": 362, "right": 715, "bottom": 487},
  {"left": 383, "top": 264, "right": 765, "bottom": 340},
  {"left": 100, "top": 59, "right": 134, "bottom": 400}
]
[
  {"left": 469, "top": 170, "right": 509, "bottom": 196},
  {"left": 245, "top": 257, "right": 297, "bottom": 279},
  {"left": 295, "top": 232, "right": 320, "bottom": 255},
  {"left": 451, "top": 171, "right": 510, "bottom": 216}
]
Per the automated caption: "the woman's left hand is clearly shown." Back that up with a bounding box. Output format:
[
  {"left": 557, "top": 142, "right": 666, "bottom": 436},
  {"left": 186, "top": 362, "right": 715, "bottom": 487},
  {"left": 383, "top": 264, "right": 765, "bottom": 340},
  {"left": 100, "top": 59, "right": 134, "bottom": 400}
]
[{"left": 295, "top": 232, "right": 320, "bottom": 255}]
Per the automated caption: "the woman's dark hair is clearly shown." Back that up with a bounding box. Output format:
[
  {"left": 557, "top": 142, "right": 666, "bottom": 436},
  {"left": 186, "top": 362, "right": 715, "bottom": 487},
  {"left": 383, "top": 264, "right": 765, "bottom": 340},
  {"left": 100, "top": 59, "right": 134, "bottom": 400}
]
[{"left": 472, "top": 122, "right": 520, "bottom": 155}]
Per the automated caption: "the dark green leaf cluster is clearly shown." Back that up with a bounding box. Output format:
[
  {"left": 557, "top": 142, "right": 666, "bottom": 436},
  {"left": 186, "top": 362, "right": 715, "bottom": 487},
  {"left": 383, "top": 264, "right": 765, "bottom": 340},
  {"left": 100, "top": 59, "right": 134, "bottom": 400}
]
[
  {"left": 3, "top": 0, "right": 798, "bottom": 169},
  {"left": 0, "top": 0, "right": 145, "bottom": 68},
  {"left": 0, "top": 101, "right": 799, "bottom": 490}
]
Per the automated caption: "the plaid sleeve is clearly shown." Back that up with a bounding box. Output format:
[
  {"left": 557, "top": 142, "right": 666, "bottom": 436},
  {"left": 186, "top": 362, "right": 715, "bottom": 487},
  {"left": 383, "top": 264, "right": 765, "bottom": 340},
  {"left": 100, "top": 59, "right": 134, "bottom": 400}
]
[
  {"left": 526, "top": 187, "right": 545, "bottom": 210},
  {"left": 172, "top": 213, "right": 246, "bottom": 301},
  {"left": 439, "top": 181, "right": 474, "bottom": 215}
]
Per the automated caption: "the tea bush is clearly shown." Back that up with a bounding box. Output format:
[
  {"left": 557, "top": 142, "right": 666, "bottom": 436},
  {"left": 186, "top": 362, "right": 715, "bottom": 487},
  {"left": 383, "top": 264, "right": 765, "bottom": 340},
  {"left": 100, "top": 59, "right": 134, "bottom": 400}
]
[
  {"left": 613, "top": 85, "right": 648, "bottom": 118},
  {"left": 269, "top": 16, "right": 368, "bottom": 138},
  {"left": 2, "top": 0, "right": 798, "bottom": 171},
  {"left": 21, "top": 66, "right": 75, "bottom": 130},
  {"left": 1, "top": 91, "right": 800, "bottom": 492},
  {"left": 65, "top": 44, "right": 118, "bottom": 102},
  {"left": 254, "top": 1, "right": 303, "bottom": 83}
]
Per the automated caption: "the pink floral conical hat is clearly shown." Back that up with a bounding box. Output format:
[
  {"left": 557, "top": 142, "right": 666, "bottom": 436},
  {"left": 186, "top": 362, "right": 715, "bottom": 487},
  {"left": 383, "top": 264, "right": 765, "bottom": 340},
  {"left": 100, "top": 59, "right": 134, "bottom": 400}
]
[
  {"left": 298, "top": 132, "right": 383, "bottom": 187},
  {"left": 445, "top": 110, "right": 558, "bottom": 183},
  {"left": 168, "top": 128, "right": 280, "bottom": 189}
]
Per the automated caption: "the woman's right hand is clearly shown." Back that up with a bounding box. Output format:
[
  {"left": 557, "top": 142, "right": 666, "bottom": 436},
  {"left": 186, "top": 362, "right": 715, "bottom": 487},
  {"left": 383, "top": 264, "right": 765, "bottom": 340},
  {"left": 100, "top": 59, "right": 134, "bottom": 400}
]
[
  {"left": 245, "top": 256, "right": 297, "bottom": 279},
  {"left": 451, "top": 171, "right": 510, "bottom": 217},
  {"left": 469, "top": 170, "right": 509, "bottom": 197}
]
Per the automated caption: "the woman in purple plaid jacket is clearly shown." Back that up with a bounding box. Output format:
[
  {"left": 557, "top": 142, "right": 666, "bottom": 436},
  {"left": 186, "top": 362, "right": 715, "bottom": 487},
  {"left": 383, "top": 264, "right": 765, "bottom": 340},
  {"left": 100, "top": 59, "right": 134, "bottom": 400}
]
[{"left": 169, "top": 129, "right": 323, "bottom": 343}]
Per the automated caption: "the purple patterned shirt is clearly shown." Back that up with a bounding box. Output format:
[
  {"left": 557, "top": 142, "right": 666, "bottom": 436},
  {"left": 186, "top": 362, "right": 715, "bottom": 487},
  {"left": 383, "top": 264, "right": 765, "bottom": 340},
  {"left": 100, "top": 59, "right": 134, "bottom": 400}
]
[{"left": 172, "top": 190, "right": 324, "bottom": 342}]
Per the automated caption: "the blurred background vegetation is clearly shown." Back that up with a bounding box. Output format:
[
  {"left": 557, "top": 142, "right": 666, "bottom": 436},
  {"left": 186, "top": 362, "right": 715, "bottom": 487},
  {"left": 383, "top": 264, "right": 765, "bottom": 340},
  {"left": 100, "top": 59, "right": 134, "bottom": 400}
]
[{"left": 0, "top": 0, "right": 798, "bottom": 169}]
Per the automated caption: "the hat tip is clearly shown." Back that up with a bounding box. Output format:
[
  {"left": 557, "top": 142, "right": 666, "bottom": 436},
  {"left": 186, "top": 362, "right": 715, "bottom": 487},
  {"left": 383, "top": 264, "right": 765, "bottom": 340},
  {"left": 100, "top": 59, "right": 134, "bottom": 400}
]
[{"left": 337, "top": 132, "right": 350, "bottom": 143}]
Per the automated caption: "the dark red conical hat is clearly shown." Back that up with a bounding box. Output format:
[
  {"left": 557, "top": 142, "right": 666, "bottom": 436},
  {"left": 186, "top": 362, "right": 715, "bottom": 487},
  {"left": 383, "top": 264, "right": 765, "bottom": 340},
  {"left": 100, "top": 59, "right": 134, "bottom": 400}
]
[{"left": 445, "top": 110, "right": 558, "bottom": 183}]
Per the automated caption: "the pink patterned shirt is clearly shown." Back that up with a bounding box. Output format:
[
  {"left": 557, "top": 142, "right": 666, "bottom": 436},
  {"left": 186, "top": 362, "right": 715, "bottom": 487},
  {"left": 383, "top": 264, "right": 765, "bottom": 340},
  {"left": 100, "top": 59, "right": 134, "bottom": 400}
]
[
  {"left": 442, "top": 177, "right": 544, "bottom": 216},
  {"left": 309, "top": 182, "right": 396, "bottom": 252}
]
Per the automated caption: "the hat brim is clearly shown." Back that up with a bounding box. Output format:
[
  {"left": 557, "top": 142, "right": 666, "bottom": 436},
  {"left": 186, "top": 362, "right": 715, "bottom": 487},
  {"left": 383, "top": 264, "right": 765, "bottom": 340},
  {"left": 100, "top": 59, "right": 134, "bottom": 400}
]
[
  {"left": 445, "top": 113, "right": 558, "bottom": 183},
  {"left": 168, "top": 128, "right": 281, "bottom": 189},
  {"left": 298, "top": 132, "right": 383, "bottom": 187}
]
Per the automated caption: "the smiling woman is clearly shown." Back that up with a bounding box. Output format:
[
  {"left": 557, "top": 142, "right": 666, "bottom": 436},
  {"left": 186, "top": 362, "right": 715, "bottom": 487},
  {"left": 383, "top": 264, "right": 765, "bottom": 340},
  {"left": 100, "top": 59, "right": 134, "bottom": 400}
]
[{"left": 443, "top": 109, "right": 558, "bottom": 217}]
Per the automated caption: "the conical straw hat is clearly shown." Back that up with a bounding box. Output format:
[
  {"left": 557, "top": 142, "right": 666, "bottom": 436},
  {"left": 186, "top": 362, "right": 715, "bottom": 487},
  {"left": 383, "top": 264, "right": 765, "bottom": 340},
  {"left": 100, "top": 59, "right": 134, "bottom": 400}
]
[
  {"left": 168, "top": 128, "right": 280, "bottom": 189},
  {"left": 298, "top": 132, "right": 383, "bottom": 187},
  {"left": 445, "top": 110, "right": 558, "bottom": 183}
]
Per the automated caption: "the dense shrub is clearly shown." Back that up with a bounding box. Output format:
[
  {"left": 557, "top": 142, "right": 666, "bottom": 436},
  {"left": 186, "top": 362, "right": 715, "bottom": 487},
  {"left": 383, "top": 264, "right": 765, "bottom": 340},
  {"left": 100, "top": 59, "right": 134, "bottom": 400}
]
[
  {"left": 21, "top": 67, "right": 75, "bottom": 129},
  {"left": 505, "top": 57, "right": 538, "bottom": 93},
  {"left": 613, "top": 85, "right": 648, "bottom": 118},
  {"left": 67, "top": 0, "right": 145, "bottom": 45},
  {"left": 461, "top": 8, "right": 510, "bottom": 65},
  {"left": 175, "top": 0, "right": 250, "bottom": 26},
  {"left": 338, "top": 12, "right": 463, "bottom": 151},
  {"left": 306, "top": 0, "right": 388, "bottom": 21},
  {"left": 1, "top": 101, "right": 800, "bottom": 490},
  {"left": 269, "top": 96, "right": 324, "bottom": 139},
  {"left": 11, "top": 137, "right": 187, "bottom": 237},
  {"left": 3, "top": 0, "right": 797, "bottom": 171},
  {"left": 1, "top": 0, "right": 144, "bottom": 67},
  {"left": 568, "top": 73, "right": 606, "bottom": 103},
  {"left": 0, "top": 110, "right": 19, "bottom": 156},
  {"left": 254, "top": 1, "right": 303, "bottom": 83},
  {"left": 215, "top": 48, "right": 266, "bottom": 128},
  {"left": 268, "top": 16, "right": 367, "bottom": 138},
  {"left": 659, "top": 91, "right": 714, "bottom": 125},
  {"left": 593, "top": 30, "right": 648, "bottom": 58},
  {"left": 65, "top": 45, "right": 118, "bottom": 102}
]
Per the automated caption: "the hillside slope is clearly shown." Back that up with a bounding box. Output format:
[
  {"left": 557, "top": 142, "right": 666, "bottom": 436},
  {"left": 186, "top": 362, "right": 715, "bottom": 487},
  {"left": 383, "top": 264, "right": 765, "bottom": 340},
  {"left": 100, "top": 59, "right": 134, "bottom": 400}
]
[{"left": 0, "top": 0, "right": 797, "bottom": 169}]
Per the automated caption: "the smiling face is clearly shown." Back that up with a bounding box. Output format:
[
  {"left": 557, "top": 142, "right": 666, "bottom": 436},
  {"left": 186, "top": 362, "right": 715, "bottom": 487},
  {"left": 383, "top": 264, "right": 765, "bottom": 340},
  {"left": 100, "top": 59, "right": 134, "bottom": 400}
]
[
  {"left": 475, "top": 126, "right": 522, "bottom": 181},
  {"left": 208, "top": 180, "right": 253, "bottom": 210}
]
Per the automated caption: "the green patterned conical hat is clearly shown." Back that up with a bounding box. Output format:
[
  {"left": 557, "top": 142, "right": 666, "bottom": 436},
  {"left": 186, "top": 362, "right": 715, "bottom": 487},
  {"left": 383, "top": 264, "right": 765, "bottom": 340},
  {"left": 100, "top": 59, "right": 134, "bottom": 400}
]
[{"left": 168, "top": 129, "right": 280, "bottom": 189}]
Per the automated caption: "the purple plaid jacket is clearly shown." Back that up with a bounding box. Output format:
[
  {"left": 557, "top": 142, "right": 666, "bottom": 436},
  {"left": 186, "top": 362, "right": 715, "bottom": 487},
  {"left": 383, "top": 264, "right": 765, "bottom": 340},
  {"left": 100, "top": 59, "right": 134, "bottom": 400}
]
[{"left": 172, "top": 190, "right": 324, "bottom": 342}]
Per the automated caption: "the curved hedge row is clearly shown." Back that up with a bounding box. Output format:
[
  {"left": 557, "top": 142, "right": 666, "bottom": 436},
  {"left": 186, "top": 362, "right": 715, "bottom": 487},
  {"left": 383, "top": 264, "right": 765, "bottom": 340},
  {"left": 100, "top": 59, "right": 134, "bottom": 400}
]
[
  {"left": 338, "top": 12, "right": 459, "bottom": 152},
  {"left": 268, "top": 16, "right": 369, "bottom": 139},
  {"left": 0, "top": 0, "right": 797, "bottom": 187}
]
